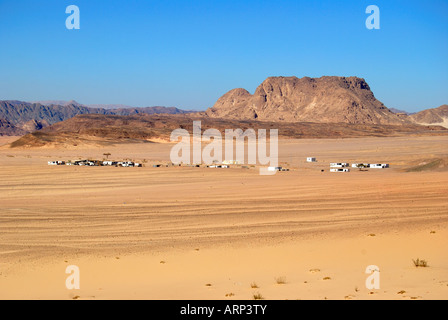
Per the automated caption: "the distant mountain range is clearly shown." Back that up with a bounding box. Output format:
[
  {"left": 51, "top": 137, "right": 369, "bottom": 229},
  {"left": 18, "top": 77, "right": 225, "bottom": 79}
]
[
  {"left": 1, "top": 76, "right": 447, "bottom": 136},
  {"left": 33, "top": 100, "right": 165, "bottom": 110},
  {"left": 389, "top": 108, "right": 415, "bottom": 115},
  {"left": 0, "top": 100, "right": 194, "bottom": 136}
]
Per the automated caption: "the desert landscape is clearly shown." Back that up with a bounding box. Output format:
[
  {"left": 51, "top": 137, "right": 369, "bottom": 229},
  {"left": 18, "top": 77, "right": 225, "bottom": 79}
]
[
  {"left": 2, "top": 1, "right": 447, "bottom": 303},
  {"left": 0, "top": 133, "right": 447, "bottom": 300}
]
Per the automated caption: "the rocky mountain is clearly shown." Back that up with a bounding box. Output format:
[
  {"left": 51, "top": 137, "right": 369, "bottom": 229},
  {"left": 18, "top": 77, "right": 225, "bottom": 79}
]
[
  {"left": 206, "top": 76, "right": 412, "bottom": 125},
  {"left": 0, "top": 100, "right": 193, "bottom": 135},
  {"left": 410, "top": 105, "right": 448, "bottom": 128},
  {"left": 108, "top": 106, "right": 190, "bottom": 116},
  {"left": 0, "top": 118, "right": 26, "bottom": 136}
]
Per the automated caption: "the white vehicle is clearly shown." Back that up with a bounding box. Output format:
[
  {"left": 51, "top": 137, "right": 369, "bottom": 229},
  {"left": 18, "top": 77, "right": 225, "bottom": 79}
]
[
  {"left": 120, "top": 161, "right": 134, "bottom": 167},
  {"left": 268, "top": 167, "right": 283, "bottom": 172},
  {"left": 307, "top": 157, "right": 317, "bottom": 163}
]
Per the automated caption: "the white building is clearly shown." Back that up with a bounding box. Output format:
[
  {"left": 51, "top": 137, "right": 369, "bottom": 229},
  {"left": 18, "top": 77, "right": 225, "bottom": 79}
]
[
  {"left": 330, "top": 168, "right": 350, "bottom": 173},
  {"left": 209, "top": 165, "right": 229, "bottom": 169},
  {"left": 330, "top": 163, "right": 349, "bottom": 168},
  {"left": 48, "top": 161, "right": 65, "bottom": 166},
  {"left": 369, "top": 164, "right": 389, "bottom": 169}
]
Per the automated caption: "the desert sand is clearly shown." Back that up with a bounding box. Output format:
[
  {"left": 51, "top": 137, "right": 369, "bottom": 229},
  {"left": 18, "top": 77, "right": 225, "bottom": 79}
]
[{"left": 0, "top": 136, "right": 447, "bottom": 300}]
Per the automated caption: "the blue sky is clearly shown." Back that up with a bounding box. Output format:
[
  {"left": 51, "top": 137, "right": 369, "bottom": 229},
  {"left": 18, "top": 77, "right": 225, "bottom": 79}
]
[{"left": 0, "top": 0, "right": 447, "bottom": 112}]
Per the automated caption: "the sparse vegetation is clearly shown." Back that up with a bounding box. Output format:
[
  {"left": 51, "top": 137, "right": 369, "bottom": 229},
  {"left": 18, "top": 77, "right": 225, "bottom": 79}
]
[
  {"left": 413, "top": 258, "right": 428, "bottom": 268},
  {"left": 250, "top": 282, "right": 259, "bottom": 289},
  {"left": 406, "top": 158, "right": 448, "bottom": 172},
  {"left": 275, "top": 277, "right": 287, "bottom": 285},
  {"left": 225, "top": 293, "right": 235, "bottom": 297},
  {"left": 323, "top": 277, "right": 331, "bottom": 281},
  {"left": 253, "top": 292, "right": 264, "bottom": 300},
  {"left": 205, "top": 283, "right": 212, "bottom": 287}
]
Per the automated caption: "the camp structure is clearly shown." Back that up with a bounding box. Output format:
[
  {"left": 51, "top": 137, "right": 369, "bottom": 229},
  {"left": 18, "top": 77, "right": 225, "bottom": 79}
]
[
  {"left": 330, "top": 163, "right": 349, "bottom": 168},
  {"left": 48, "top": 161, "right": 65, "bottom": 166},
  {"left": 369, "top": 164, "right": 390, "bottom": 169},
  {"left": 330, "top": 168, "right": 350, "bottom": 173}
]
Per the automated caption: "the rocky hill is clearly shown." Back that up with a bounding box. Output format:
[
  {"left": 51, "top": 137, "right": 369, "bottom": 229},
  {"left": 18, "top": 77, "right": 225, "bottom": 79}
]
[
  {"left": 410, "top": 105, "right": 448, "bottom": 128},
  {"left": 206, "top": 76, "right": 412, "bottom": 125}
]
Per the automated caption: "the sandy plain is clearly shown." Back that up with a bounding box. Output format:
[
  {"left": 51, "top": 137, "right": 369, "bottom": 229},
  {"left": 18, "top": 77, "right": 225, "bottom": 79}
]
[{"left": 0, "top": 135, "right": 447, "bottom": 300}]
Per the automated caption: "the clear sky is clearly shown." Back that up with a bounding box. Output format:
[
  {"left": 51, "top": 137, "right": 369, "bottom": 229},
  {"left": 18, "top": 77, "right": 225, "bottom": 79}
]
[{"left": 0, "top": 0, "right": 447, "bottom": 112}]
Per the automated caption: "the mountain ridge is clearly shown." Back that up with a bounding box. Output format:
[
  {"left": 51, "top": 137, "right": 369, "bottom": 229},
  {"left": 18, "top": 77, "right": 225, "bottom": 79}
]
[
  {"left": 0, "top": 100, "right": 194, "bottom": 135},
  {"left": 8, "top": 113, "right": 447, "bottom": 148}
]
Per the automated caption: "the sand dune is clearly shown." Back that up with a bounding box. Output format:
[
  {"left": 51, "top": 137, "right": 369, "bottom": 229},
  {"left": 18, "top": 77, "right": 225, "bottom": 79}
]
[{"left": 0, "top": 136, "right": 447, "bottom": 299}]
